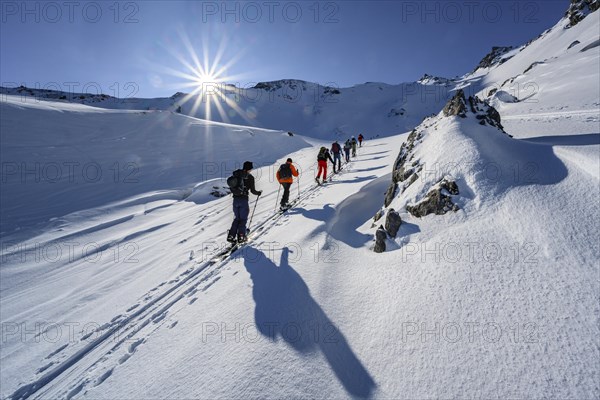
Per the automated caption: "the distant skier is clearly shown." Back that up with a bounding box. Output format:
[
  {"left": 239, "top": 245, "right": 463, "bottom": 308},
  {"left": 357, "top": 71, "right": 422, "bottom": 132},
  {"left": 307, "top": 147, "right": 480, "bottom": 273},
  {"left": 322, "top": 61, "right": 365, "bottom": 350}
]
[
  {"left": 358, "top": 134, "right": 364, "bottom": 147},
  {"left": 315, "top": 146, "right": 334, "bottom": 185},
  {"left": 276, "top": 158, "right": 299, "bottom": 211},
  {"left": 227, "top": 161, "right": 262, "bottom": 243},
  {"left": 351, "top": 136, "right": 358, "bottom": 157},
  {"left": 331, "top": 140, "right": 342, "bottom": 173},
  {"left": 343, "top": 140, "right": 351, "bottom": 162}
]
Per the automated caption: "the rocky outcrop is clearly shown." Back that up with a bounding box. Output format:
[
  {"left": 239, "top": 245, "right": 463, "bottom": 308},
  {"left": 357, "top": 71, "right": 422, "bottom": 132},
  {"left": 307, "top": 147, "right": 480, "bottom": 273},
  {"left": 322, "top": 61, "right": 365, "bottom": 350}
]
[
  {"left": 443, "top": 89, "right": 468, "bottom": 117},
  {"left": 253, "top": 79, "right": 309, "bottom": 92},
  {"left": 406, "top": 179, "right": 460, "bottom": 218},
  {"left": 418, "top": 74, "right": 454, "bottom": 86},
  {"left": 565, "top": 0, "right": 599, "bottom": 27},
  {"left": 471, "top": 46, "right": 515, "bottom": 73},
  {"left": 383, "top": 128, "right": 425, "bottom": 207},
  {"left": 467, "top": 96, "right": 506, "bottom": 132}
]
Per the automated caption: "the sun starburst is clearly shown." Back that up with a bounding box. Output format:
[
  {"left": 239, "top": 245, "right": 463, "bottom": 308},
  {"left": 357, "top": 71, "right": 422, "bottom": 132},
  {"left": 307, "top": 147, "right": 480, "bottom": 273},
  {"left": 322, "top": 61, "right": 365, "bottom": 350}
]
[{"left": 151, "top": 29, "right": 253, "bottom": 125}]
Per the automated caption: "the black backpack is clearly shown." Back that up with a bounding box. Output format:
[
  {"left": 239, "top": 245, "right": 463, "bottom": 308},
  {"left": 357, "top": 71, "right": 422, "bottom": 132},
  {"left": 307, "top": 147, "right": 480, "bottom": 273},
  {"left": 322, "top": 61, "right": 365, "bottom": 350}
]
[
  {"left": 278, "top": 163, "right": 292, "bottom": 179},
  {"left": 227, "top": 169, "right": 246, "bottom": 195}
]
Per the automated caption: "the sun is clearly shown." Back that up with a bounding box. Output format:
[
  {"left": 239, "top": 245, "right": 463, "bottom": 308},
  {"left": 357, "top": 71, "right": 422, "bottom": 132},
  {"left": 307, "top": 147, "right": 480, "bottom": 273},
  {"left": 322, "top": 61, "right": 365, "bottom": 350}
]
[
  {"left": 194, "top": 71, "right": 219, "bottom": 87},
  {"left": 152, "top": 30, "right": 252, "bottom": 124}
]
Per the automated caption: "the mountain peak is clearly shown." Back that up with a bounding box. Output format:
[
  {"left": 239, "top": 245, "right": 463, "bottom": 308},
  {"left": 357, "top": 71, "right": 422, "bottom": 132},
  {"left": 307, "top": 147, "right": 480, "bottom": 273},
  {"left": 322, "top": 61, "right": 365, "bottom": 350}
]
[
  {"left": 252, "top": 79, "right": 311, "bottom": 91},
  {"left": 472, "top": 46, "right": 516, "bottom": 73},
  {"left": 418, "top": 74, "right": 453, "bottom": 86}
]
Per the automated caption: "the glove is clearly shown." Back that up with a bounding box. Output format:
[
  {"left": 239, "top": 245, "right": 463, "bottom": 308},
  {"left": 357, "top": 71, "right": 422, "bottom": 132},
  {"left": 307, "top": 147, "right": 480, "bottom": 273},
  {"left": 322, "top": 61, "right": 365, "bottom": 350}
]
[{"left": 257, "top": 190, "right": 263, "bottom": 196}]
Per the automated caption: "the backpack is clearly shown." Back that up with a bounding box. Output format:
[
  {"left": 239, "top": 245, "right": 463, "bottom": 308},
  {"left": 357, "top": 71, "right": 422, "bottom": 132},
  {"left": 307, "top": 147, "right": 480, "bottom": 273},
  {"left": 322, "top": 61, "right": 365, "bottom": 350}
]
[
  {"left": 278, "top": 163, "right": 292, "bottom": 179},
  {"left": 318, "top": 147, "right": 327, "bottom": 159},
  {"left": 332, "top": 142, "right": 341, "bottom": 153},
  {"left": 227, "top": 169, "right": 246, "bottom": 195}
]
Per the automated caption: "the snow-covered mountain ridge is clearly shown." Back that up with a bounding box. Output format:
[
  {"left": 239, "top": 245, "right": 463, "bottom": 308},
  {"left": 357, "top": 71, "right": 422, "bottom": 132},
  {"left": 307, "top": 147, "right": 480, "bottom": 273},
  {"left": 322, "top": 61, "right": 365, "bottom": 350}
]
[{"left": 0, "top": 1, "right": 598, "bottom": 399}]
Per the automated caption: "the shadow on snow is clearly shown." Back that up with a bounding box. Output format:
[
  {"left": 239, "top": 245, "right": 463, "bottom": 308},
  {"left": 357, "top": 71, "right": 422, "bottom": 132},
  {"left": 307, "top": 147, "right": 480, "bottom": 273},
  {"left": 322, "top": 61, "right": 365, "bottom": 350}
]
[{"left": 243, "top": 247, "right": 376, "bottom": 398}]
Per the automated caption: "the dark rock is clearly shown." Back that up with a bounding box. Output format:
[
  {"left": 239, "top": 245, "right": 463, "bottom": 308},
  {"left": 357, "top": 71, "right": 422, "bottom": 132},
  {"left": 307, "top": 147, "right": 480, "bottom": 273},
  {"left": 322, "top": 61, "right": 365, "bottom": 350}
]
[
  {"left": 385, "top": 209, "right": 402, "bottom": 237},
  {"left": 443, "top": 89, "right": 467, "bottom": 117},
  {"left": 568, "top": 40, "right": 581, "bottom": 49},
  {"left": 406, "top": 179, "right": 460, "bottom": 218},
  {"left": 524, "top": 61, "right": 546, "bottom": 74},
  {"left": 373, "top": 209, "right": 384, "bottom": 223},
  {"left": 324, "top": 87, "right": 340, "bottom": 95},
  {"left": 440, "top": 180, "right": 459, "bottom": 195},
  {"left": 384, "top": 183, "right": 397, "bottom": 207},
  {"left": 472, "top": 46, "right": 515, "bottom": 73},
  {"left": 393, "top": 166, "right": 414, "bottom": 183},
  {"left": 565, "top": 0, "right": 599, "bottom": 27},
  {"left": 253, "top": 79, "right": 309, "bottom": 92},
  {"left": 406, "top": 173, "right": 418, "bottom": 187},
  {"left": 373, "top": 225, "right": 387, "bottom": 253}
]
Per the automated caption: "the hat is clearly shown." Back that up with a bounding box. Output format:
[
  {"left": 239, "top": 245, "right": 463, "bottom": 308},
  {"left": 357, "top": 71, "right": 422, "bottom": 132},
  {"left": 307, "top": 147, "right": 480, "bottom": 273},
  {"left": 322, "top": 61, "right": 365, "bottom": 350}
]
[
  {"left": 243, "top": 161, "right": 253, "bottom": 170},
  {"left": 286, "top": 158, "right": 293, "bottom": 163}
]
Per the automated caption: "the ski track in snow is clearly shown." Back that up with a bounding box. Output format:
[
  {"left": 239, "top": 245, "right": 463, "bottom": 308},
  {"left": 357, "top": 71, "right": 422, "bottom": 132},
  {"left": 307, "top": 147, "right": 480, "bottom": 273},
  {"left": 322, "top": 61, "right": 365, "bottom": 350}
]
[{"left": 7, "top": 157, "right": 364, "bottom": 400}]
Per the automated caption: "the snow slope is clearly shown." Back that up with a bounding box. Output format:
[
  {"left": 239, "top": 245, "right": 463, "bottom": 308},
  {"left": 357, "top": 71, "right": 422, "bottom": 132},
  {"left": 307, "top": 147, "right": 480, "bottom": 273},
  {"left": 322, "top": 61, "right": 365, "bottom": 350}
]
[
  {"left": 0, "top": 95, "right": 311, "bottom": 237},
  {"left": 460, "top": 11, "right": 600, "bottom": 137},
  {"left": 1, "top": 80, "right": 448, "bottom": 140},
  {"left": 1, "top": 4, "right": 599, "bottom": 400}
]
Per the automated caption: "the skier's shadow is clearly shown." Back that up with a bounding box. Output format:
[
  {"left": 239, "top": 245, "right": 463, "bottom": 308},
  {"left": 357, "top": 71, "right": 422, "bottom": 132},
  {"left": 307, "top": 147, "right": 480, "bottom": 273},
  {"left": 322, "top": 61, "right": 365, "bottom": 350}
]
[{"left": 243, "top": 247, "right": 376, "bottom": 398}]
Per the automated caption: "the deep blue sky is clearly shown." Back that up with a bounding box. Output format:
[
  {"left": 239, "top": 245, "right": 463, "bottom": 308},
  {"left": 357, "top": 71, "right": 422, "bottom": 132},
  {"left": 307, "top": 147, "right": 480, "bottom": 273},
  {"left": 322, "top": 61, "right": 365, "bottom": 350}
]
[{"left": 1, "top": 1, "right": 570, "bottom": 97}]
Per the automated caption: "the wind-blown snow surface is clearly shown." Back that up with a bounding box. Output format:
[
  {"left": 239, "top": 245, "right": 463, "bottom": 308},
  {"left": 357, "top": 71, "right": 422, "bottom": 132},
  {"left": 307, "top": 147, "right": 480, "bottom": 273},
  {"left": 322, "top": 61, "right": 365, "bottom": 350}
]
[
  {"left": 461, "top": 13, "right": 600, "bottom": 137},
  {"left": 1, "top": 8, "right": 599, "bottom": 400},
  {"left": 0, "top": 95, "right": 311, "bottom": 237}
]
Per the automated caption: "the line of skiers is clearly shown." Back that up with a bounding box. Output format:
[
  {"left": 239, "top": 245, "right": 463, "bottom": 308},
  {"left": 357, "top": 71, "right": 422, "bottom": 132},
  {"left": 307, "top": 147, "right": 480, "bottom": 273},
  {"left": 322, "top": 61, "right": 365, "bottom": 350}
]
[
  {"left": 317, "top": 135, "right": 362, "bottom": 184},
  {"left": 226, "top": 135, "right": 364, "bottom": 243}
]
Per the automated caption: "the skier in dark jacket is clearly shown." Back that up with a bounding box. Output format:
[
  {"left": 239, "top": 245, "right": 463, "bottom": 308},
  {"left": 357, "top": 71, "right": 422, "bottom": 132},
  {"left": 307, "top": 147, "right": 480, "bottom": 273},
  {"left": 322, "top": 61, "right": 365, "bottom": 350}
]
[
  {"left": 358, "top": 134, "right": 364, "bottom": 147},
  {"left": 331, "top": 141, "right": 342, "bottom": 173},
  {"left": 227, "top": 161, "right": 262, "bottom": 243},
  {"left": 315, "top": 147, "right": 334, "bottom": 184}
]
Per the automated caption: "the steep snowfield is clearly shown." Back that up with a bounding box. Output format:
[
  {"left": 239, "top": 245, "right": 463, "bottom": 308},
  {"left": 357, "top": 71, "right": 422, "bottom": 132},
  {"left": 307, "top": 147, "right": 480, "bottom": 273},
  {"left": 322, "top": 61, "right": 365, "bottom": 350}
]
[
  {"left": 463, "top": 13, "right": 600, "bottom": 137},
  {"left": 1, "top": 5, "right": 599, "bottom": 400}
]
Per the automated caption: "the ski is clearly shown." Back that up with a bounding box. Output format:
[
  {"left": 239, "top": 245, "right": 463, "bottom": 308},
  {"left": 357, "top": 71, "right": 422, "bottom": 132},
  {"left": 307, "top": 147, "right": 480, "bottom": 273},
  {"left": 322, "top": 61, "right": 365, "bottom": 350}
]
[{"left": 277, "top": 197, "right": 300, "bottom": 214}]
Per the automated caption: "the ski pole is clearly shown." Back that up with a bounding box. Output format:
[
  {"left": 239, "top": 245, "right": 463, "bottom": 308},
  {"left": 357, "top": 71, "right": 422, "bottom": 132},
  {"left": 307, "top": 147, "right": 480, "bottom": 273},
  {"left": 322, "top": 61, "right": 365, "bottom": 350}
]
[
  {"left": 247, "top": 194, "right": 259, "bottom": 234},
  {"left": 274, "top": 184, "right": 281, "bottom": 212}
]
